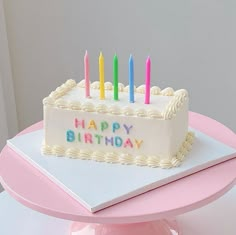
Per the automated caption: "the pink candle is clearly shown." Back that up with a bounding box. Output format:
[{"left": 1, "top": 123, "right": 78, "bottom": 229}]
[
  {"left": 84, "top": 50, "right": 90, "bottom": 97},
  {"left": 145, "top": 56, "right": 151, "bottom": 104}
]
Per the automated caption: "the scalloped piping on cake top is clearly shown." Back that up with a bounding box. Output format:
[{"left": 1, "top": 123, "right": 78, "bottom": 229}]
[
  {"left": 43, "top": 79, "right": 188, "bottom": 120},
  {"left": 41, "top": 131, "right": 194, "bottom": 169}
]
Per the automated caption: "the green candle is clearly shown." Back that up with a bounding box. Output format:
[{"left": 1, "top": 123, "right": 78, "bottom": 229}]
[{"left": 113, "top": 54, "right": 118, "bottom": 100}]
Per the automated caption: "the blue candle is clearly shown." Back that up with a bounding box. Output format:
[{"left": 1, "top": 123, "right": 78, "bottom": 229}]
[{"left": 129, "top": 55, "right": 134, "bottom": 103}]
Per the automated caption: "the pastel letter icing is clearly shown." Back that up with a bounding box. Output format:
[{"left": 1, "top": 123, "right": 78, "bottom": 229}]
[
  {"left": 67, "top": 130, "right": 75, "bottom": 142},
  {"left": 134, "top": 139, "right": 143, "bottom": 149},
  {"left": 95, "top": 134, "right": 103, "bottom": 144},
  {"left": 101, "top": 121, "right": 109, "bottom": 132},
  {"left": 74, "top": 118, "right": 85, "bottom": 129},
  {"left": 123, "top": 124, "right": 133, "bottom": 135},
  {"left": 84, "top": 133, "right": 93, "bottom": 144},
  {"left": 78, "top": 133, "right": 81, "bottom": 142},
  {"left": 88, "top": 120, "right": 97, "bottom": 130},
  {"left": 112, "top": 122, "right": 120, "bottom": 133},
  {"left": 105, "top": 136, "right": 114, "bottom": 146},
  {"left": 115, "top": 136, "right": 123, "bottom": 147},
  {"left": 124, "top": 138, "right": 133, "bottom": 148}
]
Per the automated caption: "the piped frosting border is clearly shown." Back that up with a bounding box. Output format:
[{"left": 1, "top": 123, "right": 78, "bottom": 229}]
[
  {"left": 43, "top": 79, "right": 188, "bottom": 120},
  {"left": 41, "top": 131, "right": 194, "bottom": 169}
]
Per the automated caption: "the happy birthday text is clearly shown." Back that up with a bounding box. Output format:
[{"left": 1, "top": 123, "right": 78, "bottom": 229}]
[{"left": 66, "top": 118, "right": 143, "bottom": 149}]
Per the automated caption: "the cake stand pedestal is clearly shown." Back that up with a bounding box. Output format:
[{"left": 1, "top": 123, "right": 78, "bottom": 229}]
[
  {"left": 69, "top": 219, "right": 180, "bottom": 235},
  {"left": 0, "top": 112, "right": 236, "bottom": 235}
]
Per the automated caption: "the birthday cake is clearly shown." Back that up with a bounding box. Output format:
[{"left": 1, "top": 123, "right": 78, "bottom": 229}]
[
  {"left": 42, "top": 52, "right": 194, "bottom": 168},
  {"left": 42, "top": 81, "right": 194, "bottom": 169}
]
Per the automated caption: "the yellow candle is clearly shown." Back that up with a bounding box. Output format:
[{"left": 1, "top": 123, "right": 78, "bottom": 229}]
[{"left": 99, "top": 52, "right": 105, "bottom": 99}]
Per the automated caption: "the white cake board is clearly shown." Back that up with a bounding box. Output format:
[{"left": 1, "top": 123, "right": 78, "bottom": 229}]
[{"left": 7, "top": 129, "right": 236, "bottom": 213}]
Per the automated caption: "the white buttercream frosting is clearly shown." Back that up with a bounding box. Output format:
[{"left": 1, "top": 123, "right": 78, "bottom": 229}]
[
  {"left": 162, "top": 89, "right": 188, "bottom": 119},
  {"left": 43, "top": 79, "right": 188, "bottom": 120},
  {"left": 43, "top": 79, "right": 77, "bottom": 106},
  {"left": 42, "top": 132, "right": 194, "bottom": 168}
]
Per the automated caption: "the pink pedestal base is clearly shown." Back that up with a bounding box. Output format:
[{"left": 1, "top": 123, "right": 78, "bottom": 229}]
[{"left": 69, "top": 219, "right": 180, "bottom": 235}]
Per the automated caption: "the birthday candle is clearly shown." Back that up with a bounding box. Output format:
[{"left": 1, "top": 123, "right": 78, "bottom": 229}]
[
  {"left": 129, "top": 55, "right": 134, "bottom": 103},
  {"left": 84, "top": 50, "right": 90, "bottom": 97},
  {"left": 145, "top": 56, "right": 151, "bottom": 104},
  {"left": 113, "top": 54, "right": 118, "bottom": 100},
  {"left": 99, "top": 52, "right": 105, "bottom": 99}
]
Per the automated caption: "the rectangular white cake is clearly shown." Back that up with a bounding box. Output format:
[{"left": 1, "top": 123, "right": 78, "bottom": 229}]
[{"left": 42, "top": 79, "right": 194, "bottom": 168}]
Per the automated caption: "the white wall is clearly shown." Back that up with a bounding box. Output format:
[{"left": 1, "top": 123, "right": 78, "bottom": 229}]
[
  {"left": 3, "top": 0, "right": 236, "bottom": 132},
  {"left": 0, "top": 0, "right": 18, "bottom": 142}
]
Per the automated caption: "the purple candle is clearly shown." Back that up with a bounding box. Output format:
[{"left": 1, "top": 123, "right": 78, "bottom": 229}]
[{"left": 145, "top": 56, "right": 151, "bottom": 104}]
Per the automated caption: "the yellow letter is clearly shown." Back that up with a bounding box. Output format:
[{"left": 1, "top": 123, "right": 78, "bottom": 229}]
[
  {"left": 88, "top": 120, "right": 97, "bottom": 130},
  {"left": 134, "top": 139, "right": 143, "bottom": 149}
]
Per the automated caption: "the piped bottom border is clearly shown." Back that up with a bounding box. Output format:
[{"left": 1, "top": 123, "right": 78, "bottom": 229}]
[{"left": 41, "top": 132, "right": 195, "bottom": 169}]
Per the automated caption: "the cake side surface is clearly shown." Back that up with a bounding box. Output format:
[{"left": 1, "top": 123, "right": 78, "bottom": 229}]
[{"left": 42, "top": 80, "right": 194, "bottom": 168}]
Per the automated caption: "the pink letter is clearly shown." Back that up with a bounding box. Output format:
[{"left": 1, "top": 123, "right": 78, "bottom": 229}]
[
  {"left": 74, "top": 118, "right": 85, "bottom": 129},
  {"left": 124, "top": 138, "right": 133, "bottom": 148},
  {"left": 84, "top": 133, "right": 93, "bottom": 144}
]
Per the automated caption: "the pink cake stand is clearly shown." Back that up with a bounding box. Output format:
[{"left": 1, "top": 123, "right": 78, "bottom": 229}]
[{"left": 0, "top": 112, "right": 236, "bottom": 235}]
